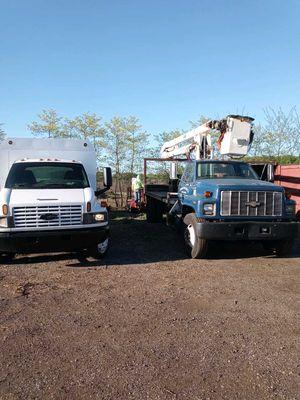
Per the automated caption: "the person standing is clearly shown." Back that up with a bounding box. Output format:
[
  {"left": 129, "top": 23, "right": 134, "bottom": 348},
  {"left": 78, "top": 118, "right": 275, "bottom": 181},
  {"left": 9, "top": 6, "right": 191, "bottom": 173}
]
[{"left": 134, "top": 174, "right": 144, "bottom": 203}]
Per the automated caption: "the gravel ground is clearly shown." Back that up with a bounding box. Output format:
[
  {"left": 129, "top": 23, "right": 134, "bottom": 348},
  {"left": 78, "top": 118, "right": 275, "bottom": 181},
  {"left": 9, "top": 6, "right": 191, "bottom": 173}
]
[{"left": 0, "top": 214, "right": 299, "bottom": 400}]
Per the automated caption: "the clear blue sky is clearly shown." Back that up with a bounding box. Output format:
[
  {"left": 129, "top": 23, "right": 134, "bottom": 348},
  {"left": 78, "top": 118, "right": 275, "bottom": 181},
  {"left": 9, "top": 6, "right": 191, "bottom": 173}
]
[{"left": 1, "top": 0, "right": 300, "bottom": 138}]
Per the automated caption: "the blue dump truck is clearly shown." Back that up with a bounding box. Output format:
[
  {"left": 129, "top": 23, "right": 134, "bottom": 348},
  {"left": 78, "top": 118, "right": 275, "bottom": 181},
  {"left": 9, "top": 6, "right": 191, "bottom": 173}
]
[{"left": 144, "top": 116, "right": 298, "bottom": 258}]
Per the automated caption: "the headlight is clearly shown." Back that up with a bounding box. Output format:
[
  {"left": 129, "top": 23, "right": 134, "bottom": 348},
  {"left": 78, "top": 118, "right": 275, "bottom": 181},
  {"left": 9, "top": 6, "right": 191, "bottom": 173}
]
[
  {"left": 203, "top": 203, "right": 215, "bottom": 215},
  {"left": 83, "top": 212, "right": 108, "bottom": 224},
  {"left": 94, "top": 213, "right": 106, "bottom": 222}
]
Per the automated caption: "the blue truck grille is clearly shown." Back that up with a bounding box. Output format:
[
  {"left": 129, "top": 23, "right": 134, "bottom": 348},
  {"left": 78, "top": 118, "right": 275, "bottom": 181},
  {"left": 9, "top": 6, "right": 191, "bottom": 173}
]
[{"left": 220, "top": 191, "right": 283, "bottom": 217}]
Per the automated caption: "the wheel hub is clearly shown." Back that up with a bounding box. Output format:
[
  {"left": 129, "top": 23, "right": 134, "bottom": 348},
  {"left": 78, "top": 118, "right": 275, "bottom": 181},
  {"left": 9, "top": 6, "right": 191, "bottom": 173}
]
[
  {"left": 186, "top": 224, "right": 196, "bottom": 247},
  {"left": 97, "top": 238, "right": 109, "bottom": 254}
]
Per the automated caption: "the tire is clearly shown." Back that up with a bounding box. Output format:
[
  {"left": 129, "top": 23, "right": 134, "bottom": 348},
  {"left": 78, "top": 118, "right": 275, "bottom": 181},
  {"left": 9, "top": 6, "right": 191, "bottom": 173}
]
[
  {"left": 88, "top": 238, "right": 109, "bottom": 260},
  {"left": 146, "top": 196, "right": 155, "bottom": 222},
  {"left": 263, "top": 239, "right": 294, "bottom": 257},
  {"left": 146, "top": 197, "right": 163, "bottom": 223},
  {"left": 183, "top": 213, "right": 208, "bottom": 259},
  {"left": 0, "top": 253, "right": 15, "bottom": 264},
  {"left": 76, "top": 251, "right": 88, "bottom": 263},
  {"left": 155, "top": 201, "right": 164, "bottom": 223}
]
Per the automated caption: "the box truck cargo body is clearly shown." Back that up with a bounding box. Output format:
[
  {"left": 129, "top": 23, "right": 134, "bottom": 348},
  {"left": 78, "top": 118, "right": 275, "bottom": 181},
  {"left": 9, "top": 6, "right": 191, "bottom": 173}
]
[{"left": 0, "top": 138, "right": 112, "bottom": 261}]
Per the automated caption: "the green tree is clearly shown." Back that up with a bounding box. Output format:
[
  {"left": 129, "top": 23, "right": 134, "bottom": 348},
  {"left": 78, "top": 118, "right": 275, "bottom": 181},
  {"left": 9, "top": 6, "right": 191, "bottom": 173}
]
[
  {"left": 104, "top": 117, "right": 128, "bottom": 207},
  {"left": 250, "top": 107, "right": 300, "bottom": 157},
  {"left": 189, "top": 115, "right": 210, "bottom": 129},
  {"left": 250, "top": 123, "right": 265, "bottom": 156},
  {"left": 262, "top": 107, "right": 295, "bottom": 156},
  {"left": 28, "top": 109, "right": 63, "bottom": 138},
  {"left": 61, "top": 118, "right": 80, "bottom": 139},
  {"left": 64, "top": 113, "right": 105, "bottom": 161},
  {"left": 124, "top": 116, "right": 149, "bottom": 174}
]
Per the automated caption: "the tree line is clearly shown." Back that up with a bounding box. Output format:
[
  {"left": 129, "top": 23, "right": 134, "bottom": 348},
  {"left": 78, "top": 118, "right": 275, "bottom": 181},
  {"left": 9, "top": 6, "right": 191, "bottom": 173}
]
[
  {"left": 0, "top": 107, "right": 299, "bottom": 206},
  {"left": 30, "top": 110, "right": 149, "bottom": 207}
]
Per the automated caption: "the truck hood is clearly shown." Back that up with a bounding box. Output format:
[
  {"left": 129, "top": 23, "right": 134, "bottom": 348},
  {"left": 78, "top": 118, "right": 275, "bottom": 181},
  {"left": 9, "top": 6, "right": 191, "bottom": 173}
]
[
  {"left": 196, "top": 179, "right": 284, "bottom": 192},
  {"left": 7, "top": 188, "right": 87, "bottom": 206}
]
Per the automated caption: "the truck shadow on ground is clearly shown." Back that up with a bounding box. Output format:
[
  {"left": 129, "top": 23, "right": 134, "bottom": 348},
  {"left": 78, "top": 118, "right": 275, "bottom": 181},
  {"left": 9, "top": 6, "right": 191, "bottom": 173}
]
[{"left": 11, "top": 213, "right": 300, "bottom": 266}]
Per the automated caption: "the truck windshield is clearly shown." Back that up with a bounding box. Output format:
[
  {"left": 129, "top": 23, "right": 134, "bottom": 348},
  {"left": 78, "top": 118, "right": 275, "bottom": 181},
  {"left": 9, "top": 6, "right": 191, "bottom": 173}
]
[
  {"left": 196, "top": 162, "right": 258, "bottom": 180},
  {"left": 5, "top": 162, "right": 90, "bottom": 189}
]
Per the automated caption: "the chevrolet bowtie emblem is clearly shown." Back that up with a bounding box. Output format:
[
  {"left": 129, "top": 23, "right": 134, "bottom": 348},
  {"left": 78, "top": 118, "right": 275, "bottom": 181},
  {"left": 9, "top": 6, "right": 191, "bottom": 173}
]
[
  {"left": 245, "top": 201, "right": 261, "bottom": 208},
  {"left": 40, "top": 213, "right": 58, "bottom": 221}
]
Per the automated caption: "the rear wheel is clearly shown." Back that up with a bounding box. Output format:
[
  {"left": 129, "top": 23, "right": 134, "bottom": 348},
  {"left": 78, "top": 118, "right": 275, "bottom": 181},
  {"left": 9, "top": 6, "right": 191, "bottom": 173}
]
[
  {"left": 146, "top": 197, "right": 164, "bottom": 223},
  {"left": 183, "top": 213, "right": 208, "bottom": 259},
  {"left": 262, "top": 239, "right": 294, "bottom": 257}
]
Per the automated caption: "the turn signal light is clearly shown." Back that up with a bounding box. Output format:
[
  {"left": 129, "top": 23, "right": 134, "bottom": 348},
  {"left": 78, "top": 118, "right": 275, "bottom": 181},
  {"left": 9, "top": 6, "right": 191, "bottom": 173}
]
[
  {"left": 2, "top": 204, "right": 8, "bottom": 215},
  {"left": 204, "top": 191, "right": 212, "bottom": 198},
  {"left": 86, "top": 201, "right": 91, "bottom": 212}
]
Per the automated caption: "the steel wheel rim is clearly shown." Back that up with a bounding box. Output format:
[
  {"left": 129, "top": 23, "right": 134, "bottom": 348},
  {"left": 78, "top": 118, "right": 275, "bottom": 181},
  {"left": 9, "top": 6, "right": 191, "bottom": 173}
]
[
  {"left": 185, "top": 224, "right": 196, "bottom": 247},
  {"left": 97, "top": 238, "right": 109, "bottom": 254}
]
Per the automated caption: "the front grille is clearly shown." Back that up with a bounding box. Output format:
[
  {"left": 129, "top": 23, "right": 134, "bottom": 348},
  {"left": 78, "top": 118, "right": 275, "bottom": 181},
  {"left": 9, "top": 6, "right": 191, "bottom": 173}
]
[
  {"left": 13, "top": 205, "right": 82, "bottom": 228},
  {"left": 220, "top": 191, "right": 283, "bottom": 217}
]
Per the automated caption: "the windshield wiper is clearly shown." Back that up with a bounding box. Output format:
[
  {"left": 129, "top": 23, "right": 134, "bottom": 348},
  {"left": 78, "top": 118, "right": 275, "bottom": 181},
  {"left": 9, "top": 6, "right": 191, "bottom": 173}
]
[
  {"left": 12, "top": 184, "right": 31, "bottom": 188},
  {"left": 41, "top": 183, "right": 84, "bottom": 189}
]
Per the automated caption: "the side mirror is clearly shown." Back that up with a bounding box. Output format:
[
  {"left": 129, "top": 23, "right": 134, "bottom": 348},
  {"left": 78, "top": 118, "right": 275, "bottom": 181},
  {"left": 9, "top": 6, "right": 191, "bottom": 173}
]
[
  {"left": 103, "top": 167, "right": 112, "bottom": 188},
  {"left": 95, "top": 167, "right": 112, "bottom": 197},
  {"left": 267, "top": 164, "right": 274, "bottom": 182}
]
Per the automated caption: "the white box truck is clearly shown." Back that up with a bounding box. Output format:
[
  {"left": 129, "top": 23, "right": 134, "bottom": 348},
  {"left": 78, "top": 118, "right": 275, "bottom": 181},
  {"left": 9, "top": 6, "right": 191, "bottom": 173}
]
[{"left": 0, "top": 138, "right": 112, "bottom": 262}]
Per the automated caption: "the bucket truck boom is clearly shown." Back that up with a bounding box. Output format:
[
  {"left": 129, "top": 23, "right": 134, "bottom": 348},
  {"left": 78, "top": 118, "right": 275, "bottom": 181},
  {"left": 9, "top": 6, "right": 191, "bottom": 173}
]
[{"left": 160, "top": 115, "right": 255, "bottom": 160}]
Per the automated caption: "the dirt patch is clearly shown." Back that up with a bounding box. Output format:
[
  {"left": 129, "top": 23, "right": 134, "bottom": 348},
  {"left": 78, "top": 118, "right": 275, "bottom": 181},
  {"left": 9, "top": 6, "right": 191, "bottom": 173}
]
[{"left": 0, "top": 213, "right": 299, "bottom": 399}]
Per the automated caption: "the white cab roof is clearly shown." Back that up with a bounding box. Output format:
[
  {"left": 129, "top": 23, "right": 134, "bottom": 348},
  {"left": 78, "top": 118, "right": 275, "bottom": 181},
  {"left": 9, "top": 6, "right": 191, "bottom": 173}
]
[{"left": 13, "top": 158, "right": 84, "bottom": 164}]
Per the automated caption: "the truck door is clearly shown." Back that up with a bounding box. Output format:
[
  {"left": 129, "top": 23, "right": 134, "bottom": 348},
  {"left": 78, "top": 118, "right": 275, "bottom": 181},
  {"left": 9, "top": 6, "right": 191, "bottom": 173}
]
[{"left": 178, "top": 162, "right": 194, "bottom": 202}]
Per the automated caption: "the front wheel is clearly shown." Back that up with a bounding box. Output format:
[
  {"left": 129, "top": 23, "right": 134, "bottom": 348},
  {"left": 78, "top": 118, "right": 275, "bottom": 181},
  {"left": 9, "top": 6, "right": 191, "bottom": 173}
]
[
  {"left": 88, "top": 238, "right": 109, "bottom": 260},
  {"left": 183, "top": 213, "right": 208, "bottom": 259}
]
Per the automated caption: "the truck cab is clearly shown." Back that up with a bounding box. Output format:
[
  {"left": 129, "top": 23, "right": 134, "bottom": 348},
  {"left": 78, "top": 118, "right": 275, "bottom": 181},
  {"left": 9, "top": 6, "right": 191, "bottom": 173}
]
[
  {"left": 177, "top": 160, "right": 297, "bottom": 258},
  {"left": 0, "top": 138, "right": 112, "bottom": 262},
  {"left": 145, "top": 114, "right": 298, "bottom": 259}
]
